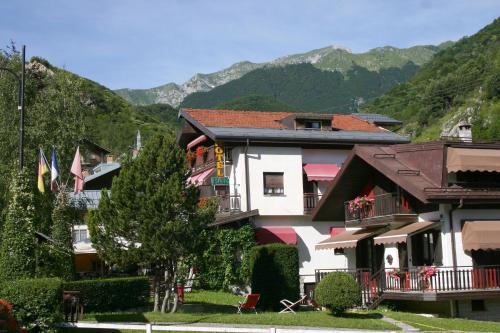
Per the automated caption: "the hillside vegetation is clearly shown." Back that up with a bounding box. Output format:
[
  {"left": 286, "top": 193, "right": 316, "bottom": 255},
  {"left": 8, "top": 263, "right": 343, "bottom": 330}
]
[
  {"left": 363, "top": 18, "right": 500, "bottom": 140},
  {"left": 216, "top": 95, "right": 301, "bottom": 112},
  {"left": 181, "top": 62, "right": 420, "bottom": 113}
]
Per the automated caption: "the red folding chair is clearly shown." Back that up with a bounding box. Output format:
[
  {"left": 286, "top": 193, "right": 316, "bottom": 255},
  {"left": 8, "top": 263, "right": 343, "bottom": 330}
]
[{"left": 237, "top": 294, "right": 260, "bottom": 314}]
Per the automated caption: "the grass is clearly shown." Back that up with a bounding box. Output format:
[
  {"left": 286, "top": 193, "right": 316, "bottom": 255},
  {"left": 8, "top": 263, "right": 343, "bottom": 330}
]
[
  {"left": 383, "top": 310, "right": 500, "bottom": 332},
  {"left": 81, "top": 290, "right": 398, "bottom": 331}
]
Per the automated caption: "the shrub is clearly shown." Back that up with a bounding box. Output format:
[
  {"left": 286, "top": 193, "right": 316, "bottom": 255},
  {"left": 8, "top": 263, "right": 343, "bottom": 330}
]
[
  {"left": 249, "top": 244, "right": 299, "bottom": 311},
  {"left": 314, "top": 272, "right": 361, "bottom": 315},
  {"left": 63, "top": 276, "right": 150, "bottom": 312},
  {"left": 0, "top": 278, "right": 63, "bottom": 331}
]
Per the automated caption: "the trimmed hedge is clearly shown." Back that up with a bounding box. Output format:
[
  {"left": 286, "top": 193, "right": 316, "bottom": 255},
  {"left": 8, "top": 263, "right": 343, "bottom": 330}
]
[
  {"left": 0, "top": 278, "right": 63, "bottom": 331},
  {"left": 315, "top": 272, "right": 361, "bottom": 315},
  {"left": 63, "top": 276, "right": 150, "bottom": 312},
  {"left": 249, "top": 244, "right": 299, "bottom": 311}
]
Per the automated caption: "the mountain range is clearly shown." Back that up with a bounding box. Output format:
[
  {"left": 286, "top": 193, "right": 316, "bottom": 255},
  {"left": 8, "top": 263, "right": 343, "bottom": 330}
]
[{"left": 115, "top": 44, "right": 451, "bottom": 108}]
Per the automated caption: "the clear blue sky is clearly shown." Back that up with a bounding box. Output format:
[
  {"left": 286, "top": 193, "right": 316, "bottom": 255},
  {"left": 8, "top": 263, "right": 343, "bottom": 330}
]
[{"left": 1, "top": 1, "right": 498, "bottom": 89}]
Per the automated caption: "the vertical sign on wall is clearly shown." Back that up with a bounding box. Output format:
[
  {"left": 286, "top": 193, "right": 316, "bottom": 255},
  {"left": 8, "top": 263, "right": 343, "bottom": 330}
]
[
  {"left": 215, "top": 142, "right": 224, "bottom": 177},
  {"left": 211, "top": 142, "right": 229, "bottom": 186}
]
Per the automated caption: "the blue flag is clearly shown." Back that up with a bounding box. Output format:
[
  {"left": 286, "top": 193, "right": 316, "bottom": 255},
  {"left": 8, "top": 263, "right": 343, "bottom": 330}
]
[{"left": 51, "top": 147, "right": 60, "bottom": 192}]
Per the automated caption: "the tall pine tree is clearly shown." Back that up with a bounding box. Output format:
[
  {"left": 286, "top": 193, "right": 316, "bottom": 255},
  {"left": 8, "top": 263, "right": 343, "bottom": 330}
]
[
  {"left": 0, "top": 170, "right": 37, "bottom": 279},
  {"left": 88, "top": 134, "right": 215, "bottom": 312}
]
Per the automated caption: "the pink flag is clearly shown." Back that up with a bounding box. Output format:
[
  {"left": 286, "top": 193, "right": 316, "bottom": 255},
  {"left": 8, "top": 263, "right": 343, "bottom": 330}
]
[{"left": 70, "top": 146, "right": 84, "bottom": 194}]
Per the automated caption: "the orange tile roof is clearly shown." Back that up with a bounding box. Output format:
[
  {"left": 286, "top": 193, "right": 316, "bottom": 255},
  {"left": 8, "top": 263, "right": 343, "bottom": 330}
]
[
  {"left": 332, "top": 114, "right": 384, "bottom": 132},
  {"left": 182, "top": 108, "right": 383, "bottom": 132}
]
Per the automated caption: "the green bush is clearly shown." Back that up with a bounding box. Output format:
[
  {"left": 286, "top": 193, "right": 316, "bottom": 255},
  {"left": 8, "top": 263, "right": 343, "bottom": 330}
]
[
  {"left": 314, "top": 272, "right": 361, "bottom": 315},
  {"left": 64, "top": 276, "right": 150, "bottom": 312},
  {"left": 0, "top": 278, "right": 63, "bottom": 331},
  {"left": 249, "top": 244, "right": 299, "bottom": 311}
]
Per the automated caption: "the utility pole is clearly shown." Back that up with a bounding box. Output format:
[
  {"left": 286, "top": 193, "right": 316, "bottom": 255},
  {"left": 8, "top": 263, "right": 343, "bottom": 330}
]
[
  {"left": 0, "top": 45, "right": 25, "bottom": 170},
  {"left": 20, "top": 45, "right": 25, "bottom": 170}
]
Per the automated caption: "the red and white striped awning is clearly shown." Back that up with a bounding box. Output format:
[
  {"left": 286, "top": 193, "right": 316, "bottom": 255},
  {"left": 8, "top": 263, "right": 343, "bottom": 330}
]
[{"left": 188, "top": 168, "right": 214, "bottom": 186}]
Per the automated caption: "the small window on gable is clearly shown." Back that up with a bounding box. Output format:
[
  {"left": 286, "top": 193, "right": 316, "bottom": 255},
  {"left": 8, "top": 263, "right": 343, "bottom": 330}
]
[
  {"left": 264, "top": 172, "right": 284, "bottom": 195},
  {"left": 305, "top": 121, "right": 321, "bottom": 130}
]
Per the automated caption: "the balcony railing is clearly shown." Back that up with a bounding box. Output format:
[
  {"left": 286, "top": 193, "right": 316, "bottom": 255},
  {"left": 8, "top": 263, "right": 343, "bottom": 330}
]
[
  {"left": 189, "top": 145, "right": 233, "bottom": 174},
  {"left": 381, "top": 266, "right": 500, "bottom": 293},
  {"left": 317, "top": 266, "right": 500, "bottom": 306},
  {"left": 304, "top": 193, "right": 322, "bottom": 214},
  {"left": 215, "top": 194, "right": 241, "bottom": 214},
  {"left": 344, "top": 192, "right": 413, "bottom": 222}
]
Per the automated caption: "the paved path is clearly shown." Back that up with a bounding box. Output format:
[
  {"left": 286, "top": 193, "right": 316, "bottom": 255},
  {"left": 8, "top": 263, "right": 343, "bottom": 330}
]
[{"left": 381, "top": 316, "right": 419, "bottom": 332}]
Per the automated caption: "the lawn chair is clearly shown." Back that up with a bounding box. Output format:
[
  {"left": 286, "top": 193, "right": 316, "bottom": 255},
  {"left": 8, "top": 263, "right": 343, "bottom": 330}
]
[
  {"left": 237, "top": 293, "right": 260, "bottom": 314},
  {"left": 279, "top": 294, "right": 307, "bottom": 314}
]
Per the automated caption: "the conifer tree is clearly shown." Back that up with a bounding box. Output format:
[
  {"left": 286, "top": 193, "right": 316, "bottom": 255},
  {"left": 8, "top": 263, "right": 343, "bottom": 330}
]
[
  {"left": 0, "top": 171, "right": 37, "bottom": 279},
  {"left": 88, "top": 134, "right": 215, "bottom": 312},
  {"left": 48, "top": 190, "right": 75, "bottom": 280}
]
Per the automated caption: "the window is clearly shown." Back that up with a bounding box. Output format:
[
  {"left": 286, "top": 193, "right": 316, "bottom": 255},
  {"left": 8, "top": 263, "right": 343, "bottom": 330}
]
[
  {"left": 411, "top": 230, "right": 442, "bottom": 266},
  {"left": 305, "top": 121, "right": 321, "bottom": 130},
  {"left": 73, "top": 229, "right": 88, "bottom": 242},
  {"left": 263, "top": 172, "right": 284, "bottom": 195}
]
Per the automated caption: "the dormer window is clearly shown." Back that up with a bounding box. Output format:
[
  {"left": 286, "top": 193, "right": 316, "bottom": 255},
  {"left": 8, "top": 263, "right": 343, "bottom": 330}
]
[{"left": 305, "top": 121, "right": 321, "bottom": 130}]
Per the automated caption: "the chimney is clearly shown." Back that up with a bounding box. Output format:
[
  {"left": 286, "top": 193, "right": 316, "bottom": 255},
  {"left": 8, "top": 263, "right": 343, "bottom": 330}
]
[
  {"left": 106, "top": 155, "right": 114, "bottom": 163},
  {"left": 457, "top": 121, "right": 472, "bottom": 142}
]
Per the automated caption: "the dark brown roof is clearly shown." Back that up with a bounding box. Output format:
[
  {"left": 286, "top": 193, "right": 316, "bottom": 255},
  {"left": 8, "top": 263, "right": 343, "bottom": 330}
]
[{"left": 312, "top": 141, "right": 500, "bottom": 221}]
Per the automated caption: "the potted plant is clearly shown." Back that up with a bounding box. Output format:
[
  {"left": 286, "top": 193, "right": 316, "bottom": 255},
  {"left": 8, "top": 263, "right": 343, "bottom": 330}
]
[
  {"left": 418, "top": 266, "right": 437, "bottom": 290},
  {"left": 186, "top": 151, "right": 196, "bottom": 166},
  {"left": 348, "top": 195, "right": 373, "bottom": 219}
]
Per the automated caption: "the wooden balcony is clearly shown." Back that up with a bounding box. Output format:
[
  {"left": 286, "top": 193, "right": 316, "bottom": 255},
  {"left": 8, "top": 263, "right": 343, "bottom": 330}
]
[
  {"left": 316, "top": 266, "right": 500, "bottom": 307},
  {"left": 189, "top": 145, "right": 232, "bottom": 174},
  {"left": 344, "top": 192, "right": 417, "bottom": 227},
  {"left": 304, "top": 193, "right": 322, "bottom": 214}
]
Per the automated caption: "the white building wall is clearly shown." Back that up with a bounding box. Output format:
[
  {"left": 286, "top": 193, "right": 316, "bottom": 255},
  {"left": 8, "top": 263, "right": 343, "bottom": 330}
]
[
  {"left": 450, "top": 208, "right": 500, "bottom": 267},
  {"left": 232, "top": 146, "right": 304, "bottom": 215},
  {"left": 253, "top": 216, "right": 349, "bottom": 283}
]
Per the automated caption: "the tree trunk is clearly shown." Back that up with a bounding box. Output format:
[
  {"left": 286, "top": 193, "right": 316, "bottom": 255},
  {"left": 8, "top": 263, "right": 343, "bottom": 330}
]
[
  {"left": 161, "top": 269, "right": 171, "bottom": 313},
  {"left": 161, "top": 288, "right": 170, "bottom": 313},
  {"left": 153, "top": 271, "right": 161, "bottom": 312},
  {"left": 170, "top": 292, "right": 179, "bottom": 313}
]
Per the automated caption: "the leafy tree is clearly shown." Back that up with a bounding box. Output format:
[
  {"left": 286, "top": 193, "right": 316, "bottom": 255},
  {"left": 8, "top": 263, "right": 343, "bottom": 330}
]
[
  {"left": 88, "top": 134, "right": 215, "bottom": 312},
  {"left": 0, "top": 170, "right": 37, "bottom": 279}
]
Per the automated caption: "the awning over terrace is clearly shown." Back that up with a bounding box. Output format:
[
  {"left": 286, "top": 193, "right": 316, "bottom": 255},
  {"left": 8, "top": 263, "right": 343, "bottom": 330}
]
[
  {"left": 187, "top": 168, "right": 214, "bottom": 186},
  {"left": 462, "top": 221, "right": 500, "bottom": 251},
  {"left": 447, "top": 148, "right": 500, "bottom": 173},
  {"left": 255, "top": 227, "right": 297, "bottom": 245},
  {"left": 373, "top": 221, "right": 438, "bottom": 245},
  {"left": 315, "top": 228, "right": 380, "bottom": 250},
  {"left": 187, "top": 135, "right": 208, "bottom": 150},
  {"left": 303, "top": 164, "right": 340, "bottom": 181}
]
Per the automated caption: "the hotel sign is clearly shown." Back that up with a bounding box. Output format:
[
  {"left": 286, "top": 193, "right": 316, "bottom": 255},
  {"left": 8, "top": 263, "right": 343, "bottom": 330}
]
[{"left": 215, "top": 142, "right": 224, "bottom": 177}]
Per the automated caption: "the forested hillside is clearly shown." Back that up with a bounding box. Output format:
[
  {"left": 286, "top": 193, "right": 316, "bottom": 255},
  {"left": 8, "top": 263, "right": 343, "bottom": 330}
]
[
  {"left": 117, "top": 44, "right": 446, "bottom": 107},
  {"left": 363, "top": 18, "right": 500, "bottom": 140},
  {"left": 0, "top": 47, "right": 177, "bottom": 212},
  {"left": 181, "top": 62, "right": 420, "bottom": 113},
  {"left": 216, "top": 95, "right": 301, "bottom": 112}
]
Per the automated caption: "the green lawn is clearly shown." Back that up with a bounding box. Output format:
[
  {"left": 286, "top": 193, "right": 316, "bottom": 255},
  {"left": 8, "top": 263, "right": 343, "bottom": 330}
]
[
  {"left": 383, "top": 310, "right": 500, "bottom": 332},
  {"left": 81, "top": 290, "right": 398, "bottom": 331}
]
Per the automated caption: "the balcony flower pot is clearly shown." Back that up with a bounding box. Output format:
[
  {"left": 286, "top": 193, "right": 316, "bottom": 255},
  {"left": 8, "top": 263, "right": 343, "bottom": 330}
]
[
  {"left": 418, "top": 266, "right": 437, "bottom": 291},
  {"left": 348, "top": 195, "right": 373, "bottom": 220}
]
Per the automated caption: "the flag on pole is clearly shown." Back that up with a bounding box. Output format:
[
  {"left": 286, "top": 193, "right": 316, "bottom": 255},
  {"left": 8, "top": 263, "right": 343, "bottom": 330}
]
[
  {"left": 37, "top": 148, "right": 49, "bottom": 193},
  {"left": 51, "top": 147, "right": 60, "bottom": 192},
  {"left": 70, "top": 146, "right": 84, "bottom": 194}
]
